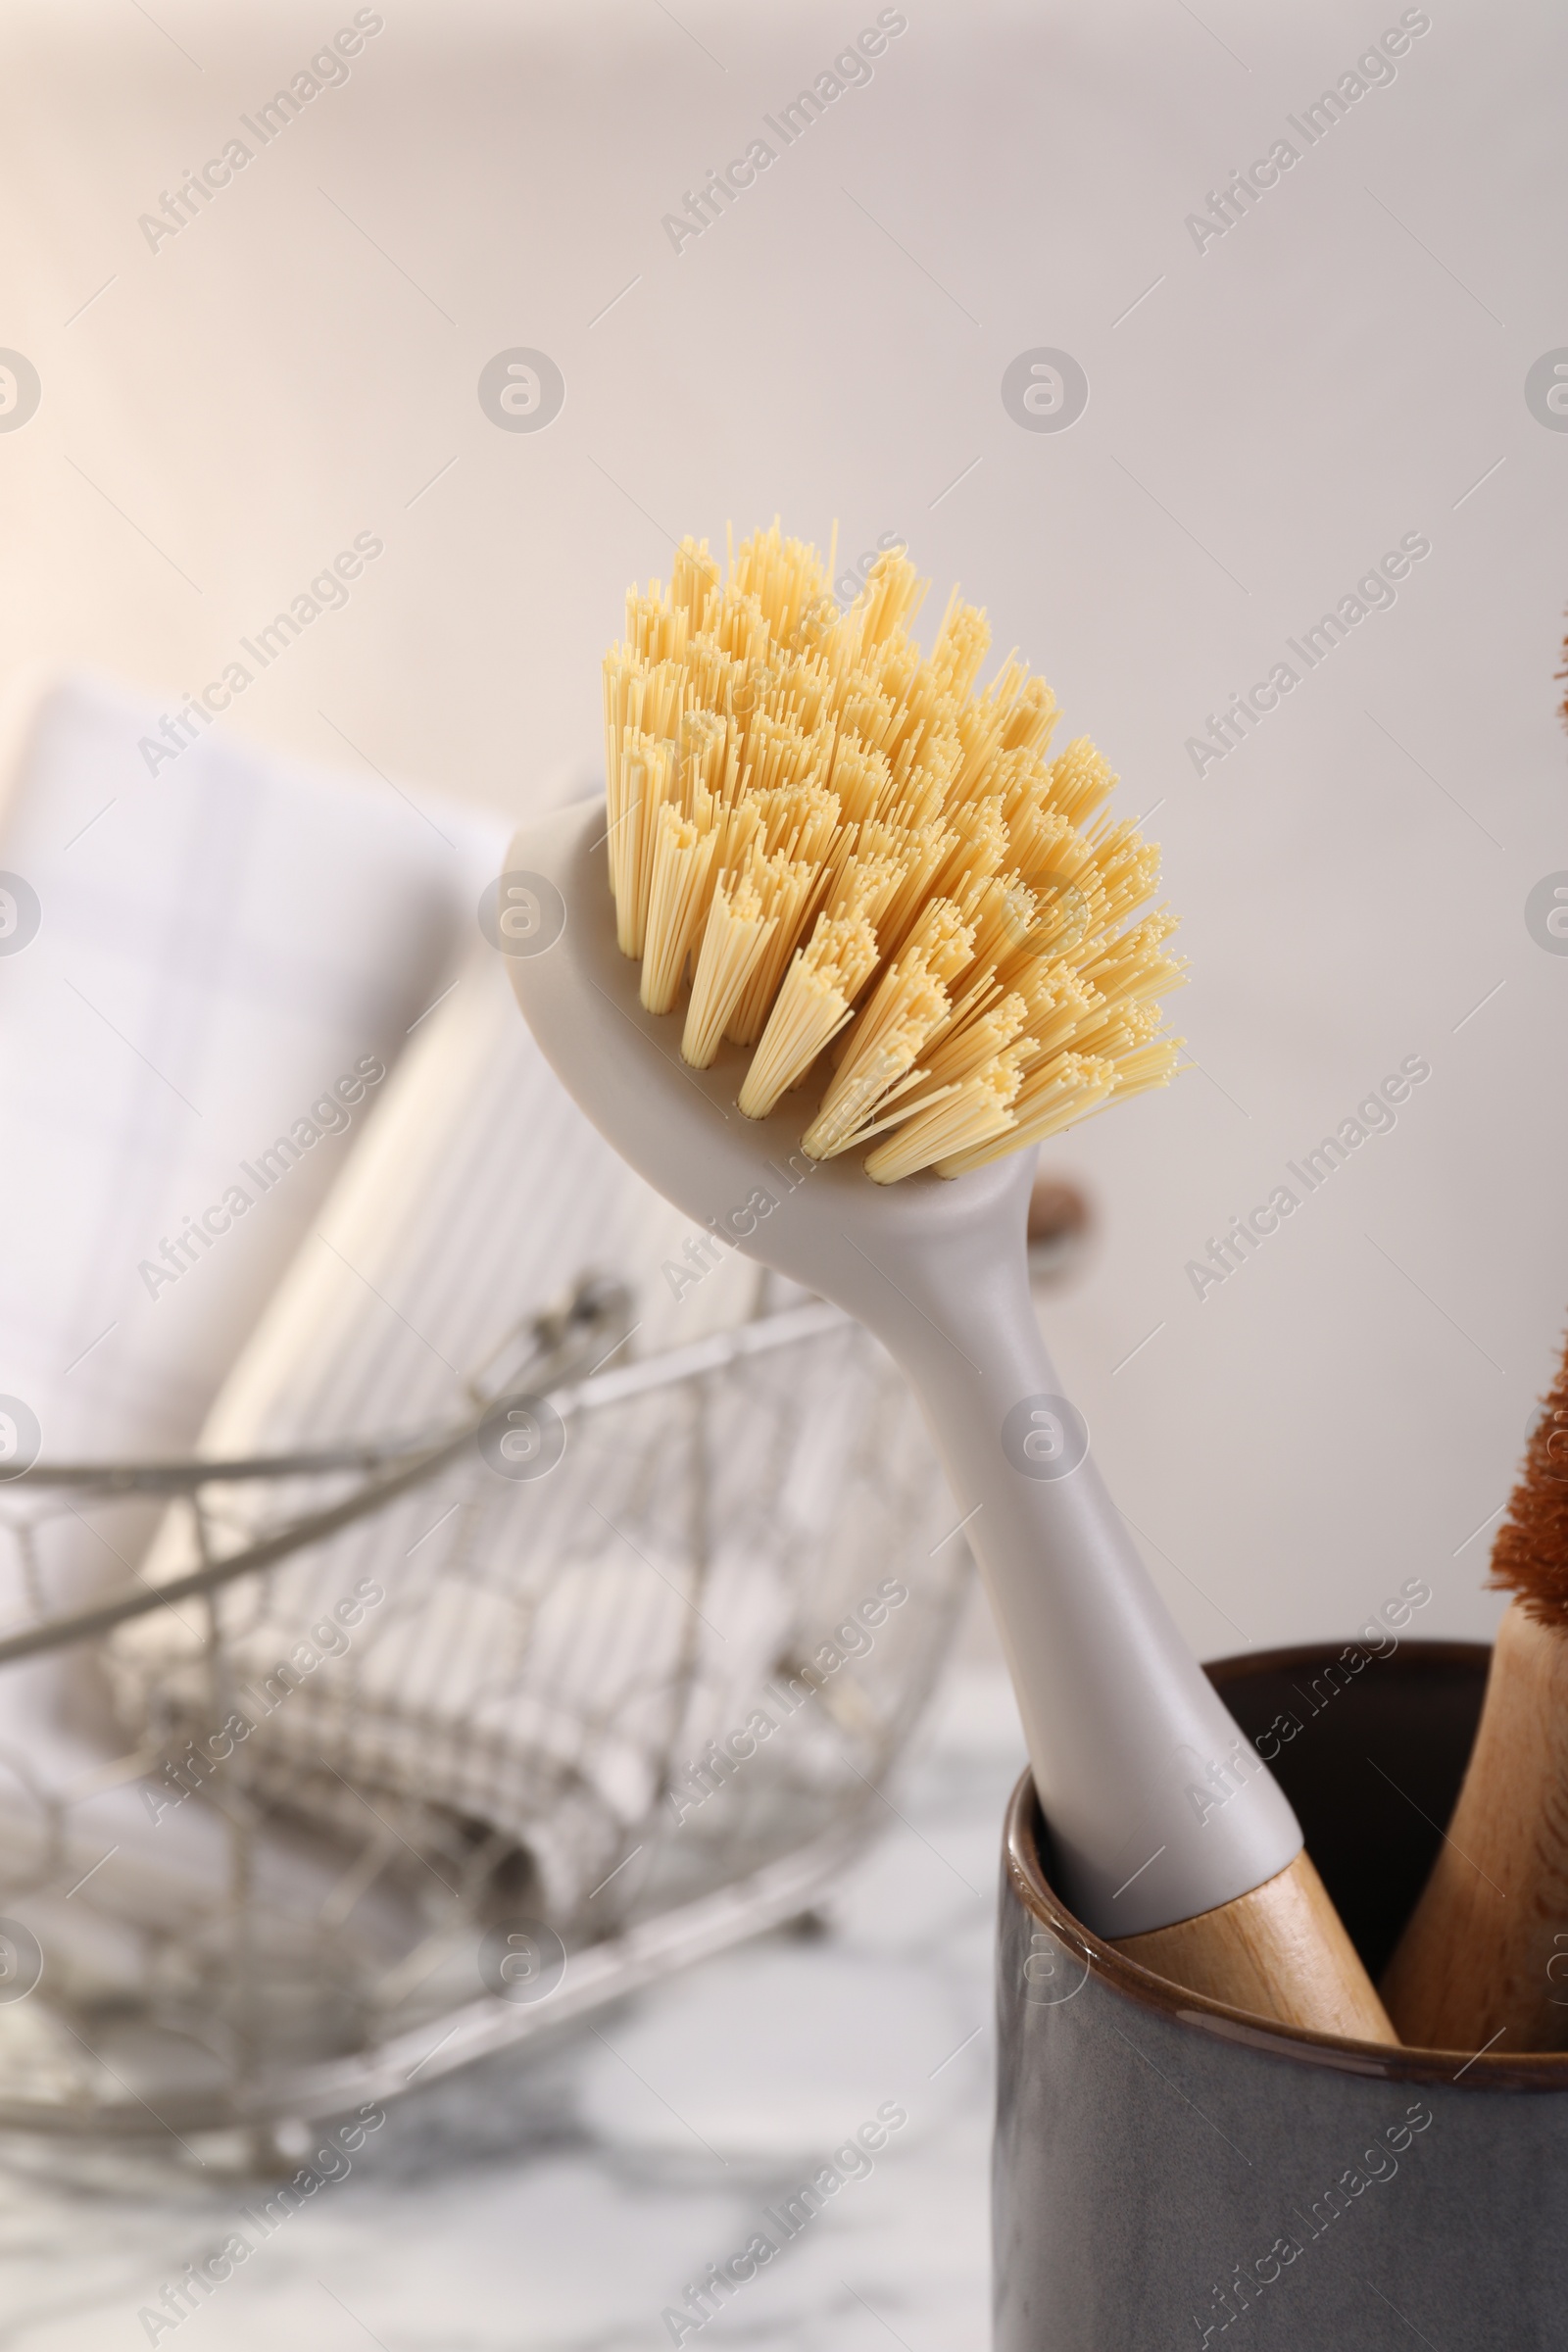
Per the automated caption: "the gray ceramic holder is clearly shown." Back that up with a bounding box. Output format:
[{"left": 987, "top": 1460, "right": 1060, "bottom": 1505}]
[{"left": 996, "top": 1639, "right": 1568, "bottom": 2351}]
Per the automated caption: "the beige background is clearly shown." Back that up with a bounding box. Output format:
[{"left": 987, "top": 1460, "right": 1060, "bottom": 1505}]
[{"left": 3, "top": 0, "right": 1566, "bottom": 1662}]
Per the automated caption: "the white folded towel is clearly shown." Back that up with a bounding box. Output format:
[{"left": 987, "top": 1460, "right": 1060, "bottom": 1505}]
[
  {"left": 0, "top": 671, "right": 506, "bottom": 1840},
  {"left": 0, "top": 670, "right": 506, "bottom": 1483}
]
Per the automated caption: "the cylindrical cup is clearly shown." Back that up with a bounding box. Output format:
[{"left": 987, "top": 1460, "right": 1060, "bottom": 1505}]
[{"left": 996, "top": 1640, "right": 1568, "bottom": 2351}]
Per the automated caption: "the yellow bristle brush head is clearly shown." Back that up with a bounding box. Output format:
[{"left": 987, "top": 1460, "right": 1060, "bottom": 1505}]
[{"left": 601, "top": 520, "right": 1186, "bottom": 1182}]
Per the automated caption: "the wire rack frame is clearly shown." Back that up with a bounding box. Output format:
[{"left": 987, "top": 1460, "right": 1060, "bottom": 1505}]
[{"left": 0, "top": 1281, "right": 967, "bottom": 2142}]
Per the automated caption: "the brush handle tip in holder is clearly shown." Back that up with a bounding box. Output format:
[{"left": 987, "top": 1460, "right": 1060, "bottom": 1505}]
[
  {"left": 1115, "top": 1849, "right": 1397, "bottom": 2041},
  {"left": 1383, "top": 1596, "right": 1568, "bottom": 2051},
  {"left": 838, "top": 1218, "right": 1397, "bottom": 2039}
]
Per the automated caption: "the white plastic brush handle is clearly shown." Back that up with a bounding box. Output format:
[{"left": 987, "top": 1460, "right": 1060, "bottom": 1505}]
[{"left": 501, "top": 801, "right": 1301, "bottom": 1937}]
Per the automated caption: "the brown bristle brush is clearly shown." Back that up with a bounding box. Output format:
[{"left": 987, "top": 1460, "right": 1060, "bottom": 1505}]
[{"left": 1382, "top": 1331, "right": 1568, "bottom": 2049}]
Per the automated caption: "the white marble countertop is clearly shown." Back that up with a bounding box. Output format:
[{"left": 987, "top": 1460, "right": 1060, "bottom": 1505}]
[{"left": 0, "top": 1633, "right": 1024, "bottom": 2352}]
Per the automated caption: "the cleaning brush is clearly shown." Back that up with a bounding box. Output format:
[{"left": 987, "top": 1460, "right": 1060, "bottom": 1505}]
[
  {"left": 1382, "top": 1326, "right": 1568, "bottom": 2049},
  {"left": 505, "top": 520, "right": 1394, "bottom": 2038}
]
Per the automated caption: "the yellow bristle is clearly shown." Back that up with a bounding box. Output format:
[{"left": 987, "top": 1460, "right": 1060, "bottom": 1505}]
[
  {"left": 826, "top": 733, "right": 891, "bottom": 824},
  {"left": 888, "top": 767, "right": 950, "bottom": 839},
  {"left": 1005, "top": 863, "right": 1097, "bottom": 966},
  {"left": 858, "top": 551, "right": 928, "bottom": 653},
  {"left": 712, "top": 795, "right": 763, "bottom": 874},
  {"left": 896, "top": 896, "right": 975, "bottom": 984},
  {"left": 624, "top": 587, "right": 693, "bottom": 665},
  {"left": 916, "top": 964, "right": 1005, "bottom": 1065},
  {"left": 717, "top": 592, "right": 771, "bottom": 667},
  {"left": 925, "top": 798, "right": 1008, "bottom": 906},
  {"left": 682, "top": 865, "right": 776, "bottom": 1068},
  {"left": 724, "top": 851, "right": 826, "bottom": 1046},
  {"left": 952, "top": 696, "right": 1019, "bottom": 801},
  {"left": 865, "top": 1053, "right": 1023, "bottom": 1185},
  {"left": 671, "top": 535, "right": 721, "bottom": 625},
  {"left": 603, "top": 660, "right": 641, "bottom": 894},
  {"left": 936, "top": 1052, "right": 1117, "bottom": 1175},
  {"left": 808, "top": 937, "right": 956, "bottom": 1155},
  {"left": 772, "top": 653, "right": 837, "bottom": 734},
  {"left": 801, "top": 1028, "right": 951, "bottom": 1161},
  {"left": 729, "top": 521, "right": 832, "bottom": 649},
  {"left": 601, "top": 525, "right": 1186, "bottom": 1177},
  {"left": 929, "top": 597, "right": 992, "bottom": 703},
  {"left": 738, "top": 712, "right": 823, "bottom": 800},
  {"left": 1010, "top": 961, "right": 1099, "bottom": 1064},
  {"left": 958, "top": 874, "right": 1039, "bottom": 976},
  {"left": 1006, "top": 797, "right": 1070, "bottom": 875},
  {"left": 640, "top": 658, "right": 687, "bottom": 744},
  {"left": 1069, "top": 1000, "right": 1163, "bottom": 1065},
  {"left": 627, "top": 733, "right": 679, "bottom": 956},
  {"left": 910, "top": 994, "right": 1029, "bottom": 1096},
  {"left": 866, "top": 823, "right": 958, "bottom": 957},
  {"left": 1079, "top": 921, "right": 1187, "bottom": 1016},
  {"left": 606, "top": 725, "right": 666, "bottom": 956},
  {"left": 738, "top": 911, "right": 879, "bottom": 1119},
  {"left": 642, "top": 803, "right": 717, "bottom": 1015},
  {"left": 1094, "top": 856, "right": 1165, "bottom": 941},
  {"left": 1112, "top": 1037, "right": 1186, "bottom": 1099},
  {"left": 836, "top": 683, "right": 901, "bottom": 759},
  {"left": 1048, "top": 737, "right": 1118, "bottom": 828},
  {"left": 678, "top": 709, "right": 732, "bottom": 810},
  {"left": 684, "top": 634, "right": 748, "bottom": 716},
  {"left": 871, "top": 637, "right": 928, "bottom": 733},
  {"left": 749, "top": 776, "right": 840, "bottom": 864},
  {"left": 802, "top": 594, "right": 862, "bottom": 681},
  {"left": 1002, "top": 674, "right": 1060, "bottom": 758},
  {"left": 824, "top": 845, "right": 907, "bottom": 933}
]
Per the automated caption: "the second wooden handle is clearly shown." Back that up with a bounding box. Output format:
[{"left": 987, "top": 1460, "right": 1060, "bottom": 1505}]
[
  {"left": 1115, "top": 1850, "right": 1397, "bottom": 2042},
  {"left": 1382, "top": 1599, "right": 1568, "bottom": 2051}
]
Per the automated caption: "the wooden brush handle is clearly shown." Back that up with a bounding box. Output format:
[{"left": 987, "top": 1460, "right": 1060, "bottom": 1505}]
[
  {"left": 1115, "top": 1850, "right": 1396, "bottom": 2041},
  {"left": 1382, "top": 1598, "right": 1568, "bottom": 2051}
]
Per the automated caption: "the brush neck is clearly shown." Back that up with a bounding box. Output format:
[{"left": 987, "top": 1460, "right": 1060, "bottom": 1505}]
[{"left": 843, "top": 1231, "right": 1301, "bottom": 1936}]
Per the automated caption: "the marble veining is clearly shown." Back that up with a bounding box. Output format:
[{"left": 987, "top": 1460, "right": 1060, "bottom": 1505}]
[{"left": 0, "top": 1661, "right": 1023, "bottom": 2351}]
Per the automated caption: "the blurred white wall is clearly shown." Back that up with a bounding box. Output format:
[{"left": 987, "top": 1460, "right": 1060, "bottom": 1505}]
[{"left": 3, "top": 0, "right": 1564, "bottom": 1656}]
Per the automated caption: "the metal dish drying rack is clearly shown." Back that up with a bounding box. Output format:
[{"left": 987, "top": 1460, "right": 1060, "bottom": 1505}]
[{"left": 0, "top": 1278, "right": 966, "bottom": 2148}]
